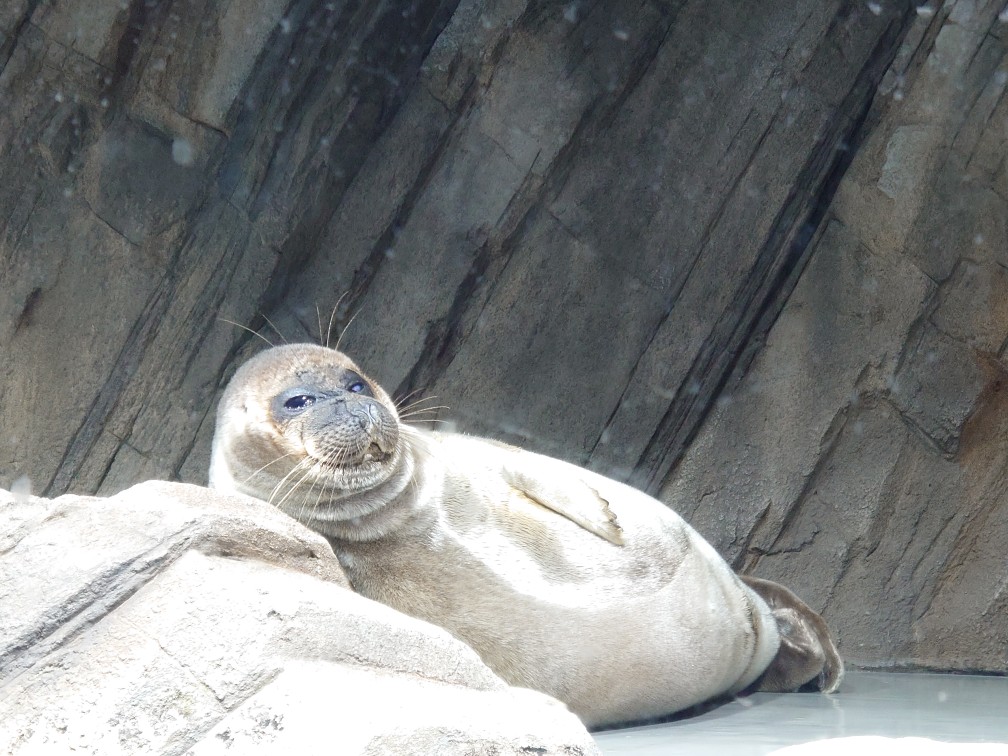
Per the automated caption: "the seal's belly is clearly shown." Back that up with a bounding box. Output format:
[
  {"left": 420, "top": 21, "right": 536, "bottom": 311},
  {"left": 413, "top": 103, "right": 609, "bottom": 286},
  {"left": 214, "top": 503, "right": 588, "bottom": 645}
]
[
  {"left": 435, "top": 515, "right": 761, "bottom": 724},
  {"left": 347, "top": 475, "right": 770, "bottom": 726}
]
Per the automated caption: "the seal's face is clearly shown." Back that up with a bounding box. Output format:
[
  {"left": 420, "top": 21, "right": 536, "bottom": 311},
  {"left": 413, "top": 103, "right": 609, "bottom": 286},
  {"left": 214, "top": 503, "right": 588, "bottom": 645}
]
[{"left": 210, "top": 344, "right": 403, "bottom": 512}]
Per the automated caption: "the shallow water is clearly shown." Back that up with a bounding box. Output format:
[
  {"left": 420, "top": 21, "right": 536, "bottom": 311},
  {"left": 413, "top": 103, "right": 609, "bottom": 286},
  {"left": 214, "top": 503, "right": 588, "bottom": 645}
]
[{"left": 593, "top": 671, "right": 1008, "bottom": 754}]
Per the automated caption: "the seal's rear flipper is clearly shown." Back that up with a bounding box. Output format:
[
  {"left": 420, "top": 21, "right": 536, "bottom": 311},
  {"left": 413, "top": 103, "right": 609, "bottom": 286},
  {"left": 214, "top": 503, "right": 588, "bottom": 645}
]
[{"left": 740, "top": 575, "right": 844, "bottom": 694}]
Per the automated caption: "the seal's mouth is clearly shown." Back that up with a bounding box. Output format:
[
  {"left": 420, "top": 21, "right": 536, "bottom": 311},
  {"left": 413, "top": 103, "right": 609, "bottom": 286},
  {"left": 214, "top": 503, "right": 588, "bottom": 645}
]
[
  {"left": 310, "top": 442, "right": 393, "bottom": 471},
  {"left": 361, "top": 442, "right": 392, "bottom": 464}
]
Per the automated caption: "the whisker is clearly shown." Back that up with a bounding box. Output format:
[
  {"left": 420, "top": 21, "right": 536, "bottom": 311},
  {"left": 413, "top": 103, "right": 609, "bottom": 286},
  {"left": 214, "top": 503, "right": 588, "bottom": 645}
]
[
  {"left": 292, "top": 452, "right": 324, "bottom": 522},
  {"left": 260, "top": 312, "right": 288, "bottom": 344},
  {"left": 396, "top": 396, "right": 444, "bottom": 414},
  {"left": 296, "top": 460, "right": 327, "bottom": 523},
  {"left": 217, "top": 317, "right": 274, "bottom": 347},
  {"left": 399, "top": 405, "right": 450, "bottom": 417},
  {"left": 241, "top": 451, "right": 301, "bottom": 485},
  {"left": 394, "top": 388, "right": 429, "bottom": 409},
  {"left": 399, "top": 424, "right": 441, "bottom": 461},
  {"left": 268, "top": 458, "right": 312, "bottom": 508},
  {"left": 296, "top": 443, "right": 350, "bottom": 522},
  {"left": 266, "top": 461, "right": 304, "bottom": 507},
  {"left": 308, "top": 467, "right": 335, "bottom": 522},
  {"left": 403, "top": 417, "right": 451, "bottom": 426},
  {"left": 288, "top": 471, "right": 314, "bottom": 524},
  {"left": 325, "top": 293, "right": 348, "bottom": 349},
  {"left": 275, "top": 460, "right": 319, "bottom": 512},
  {"left": 396, "top": 398, "right": 449, "bottom": 418},
  {"left": 307, "top": 447, "right": 345, "bottom": 521},
  {"left": 334, "top": 307, "right": 361, "bottom": 351}
]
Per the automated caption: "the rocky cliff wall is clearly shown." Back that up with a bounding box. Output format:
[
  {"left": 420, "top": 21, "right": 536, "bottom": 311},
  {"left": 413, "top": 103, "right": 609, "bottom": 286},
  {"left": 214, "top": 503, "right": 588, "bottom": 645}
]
[{"left": 1, "top": 0, "right": 1004, "bottom": 671}]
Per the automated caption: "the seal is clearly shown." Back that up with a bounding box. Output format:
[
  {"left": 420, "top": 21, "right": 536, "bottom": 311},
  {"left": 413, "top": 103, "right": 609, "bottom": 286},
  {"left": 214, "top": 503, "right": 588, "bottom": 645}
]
[{"left": 209, "top": 343, "right": 843, "bottom": 727}]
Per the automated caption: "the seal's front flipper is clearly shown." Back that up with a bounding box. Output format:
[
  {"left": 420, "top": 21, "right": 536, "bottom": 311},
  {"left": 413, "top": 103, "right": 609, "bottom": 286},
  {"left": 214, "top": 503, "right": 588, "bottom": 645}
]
[
  {"left": 740, "top": 574, "right": 844, "bottom": 694},
  {"left": 503, "top": 466, "right": 625, "bottom": 546}
]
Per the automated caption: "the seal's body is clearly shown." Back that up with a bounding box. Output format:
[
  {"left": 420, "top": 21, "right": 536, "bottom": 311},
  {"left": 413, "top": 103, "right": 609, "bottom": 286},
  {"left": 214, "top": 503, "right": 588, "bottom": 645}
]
[{"left": 210, "top": 344, "right": 842, "bottom": 727}]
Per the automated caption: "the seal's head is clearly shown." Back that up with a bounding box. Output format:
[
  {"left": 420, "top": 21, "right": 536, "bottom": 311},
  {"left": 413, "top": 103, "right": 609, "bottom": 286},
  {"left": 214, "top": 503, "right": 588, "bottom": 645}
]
[{"left": 209, "top": 344, "right": 404, "bottom": 521}]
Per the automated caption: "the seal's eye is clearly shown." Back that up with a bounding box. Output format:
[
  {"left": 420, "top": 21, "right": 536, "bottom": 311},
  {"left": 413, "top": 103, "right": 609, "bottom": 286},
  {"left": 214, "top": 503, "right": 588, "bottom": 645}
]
[
  {"left": 342, "top": 371, "right": 373, "bottom": 397},
  {"left": 283, "top": 394, "right": 316, "bottom": 411}
]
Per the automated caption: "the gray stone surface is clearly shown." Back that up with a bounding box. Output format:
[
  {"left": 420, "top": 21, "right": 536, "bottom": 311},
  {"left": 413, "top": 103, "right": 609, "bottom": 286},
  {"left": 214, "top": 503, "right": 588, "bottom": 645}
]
[
  {"left": 0, "top": 482, "right": 599, "bottom": 755},
  {"left": 0, "top": 0, "right": 1005, "bottom": 675},
  {"left": 668, "top": 0, "right": 1008, "bottom": 672}
]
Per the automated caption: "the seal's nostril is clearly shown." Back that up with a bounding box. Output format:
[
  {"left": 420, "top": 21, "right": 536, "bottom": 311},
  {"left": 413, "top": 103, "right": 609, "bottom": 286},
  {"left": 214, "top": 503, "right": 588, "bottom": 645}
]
[{"left": 352, "top": 407, "right": 372, "bottom": 430}]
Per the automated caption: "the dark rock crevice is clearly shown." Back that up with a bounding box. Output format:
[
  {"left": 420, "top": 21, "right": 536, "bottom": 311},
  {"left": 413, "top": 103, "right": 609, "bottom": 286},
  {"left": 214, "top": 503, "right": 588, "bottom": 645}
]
[{"left": 632, "top": 4, "right": 920, "bottom": 495}]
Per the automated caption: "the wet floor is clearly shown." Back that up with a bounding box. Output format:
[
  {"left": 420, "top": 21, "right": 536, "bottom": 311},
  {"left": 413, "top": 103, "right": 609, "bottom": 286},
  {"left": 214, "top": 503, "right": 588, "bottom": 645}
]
[{"left": 593, "top": 671, "right": 1008, "bottom": 755}]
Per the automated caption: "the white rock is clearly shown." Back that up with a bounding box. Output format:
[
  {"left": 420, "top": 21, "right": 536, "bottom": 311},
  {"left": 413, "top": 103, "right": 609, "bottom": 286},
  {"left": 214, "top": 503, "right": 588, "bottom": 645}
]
[{"left": 0, "top": 482, "right": 598, "bottom": 755}]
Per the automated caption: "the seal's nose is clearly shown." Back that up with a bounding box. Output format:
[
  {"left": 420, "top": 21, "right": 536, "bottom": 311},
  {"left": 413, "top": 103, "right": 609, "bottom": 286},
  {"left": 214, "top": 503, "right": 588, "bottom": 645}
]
[{"left": 350, "top": 405, "right": 372, "bottom": 431}]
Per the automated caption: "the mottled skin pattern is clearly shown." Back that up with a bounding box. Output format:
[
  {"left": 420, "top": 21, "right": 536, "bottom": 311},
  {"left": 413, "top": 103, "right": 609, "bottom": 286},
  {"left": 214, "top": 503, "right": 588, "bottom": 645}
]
[{"left": 210, "top": 344, "right": 843, "bottom": 728}]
